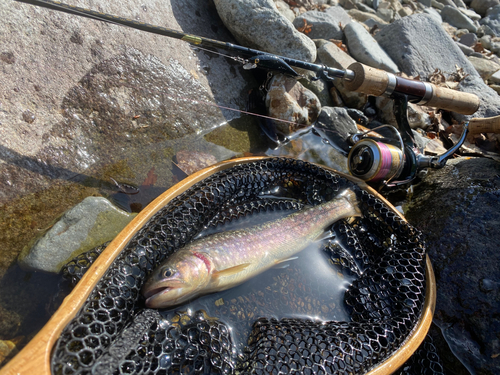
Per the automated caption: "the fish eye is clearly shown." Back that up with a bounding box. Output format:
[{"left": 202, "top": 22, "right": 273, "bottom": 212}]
[{"left": 163, "top": 269, "right": 173, "bottom": 277}]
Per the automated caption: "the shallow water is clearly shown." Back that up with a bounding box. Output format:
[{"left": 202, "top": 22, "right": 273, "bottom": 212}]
[
  {"left": 155, "top": 208, "right": 356, "bottom": 354},
  {"left": 0, "top": 111, "right": 351, "bottom": 368}
]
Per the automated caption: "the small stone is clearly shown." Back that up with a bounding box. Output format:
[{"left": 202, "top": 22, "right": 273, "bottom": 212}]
[
  {"left": 347, "top": 9, "right": 388, "bottom": 26},
  {"left": 174, "top": 150, "right": 217, "bottom": 175},
  {"left": 418, "top": 0, "right": 432, "bottom": 7},
  {"left": 441, "top": 5, "right": 477, "bottom": 32},
  {"left": 399, "top": 7, "right": 413, "bottom": 17},
  {"left": 377, "top": 8, "right": 394, "bottom": 22},
  {"left": 459, "top": 8, "right": 481, "bottom": 21},
  {"left": 488, "top": 69, "right": 500, "bottom": 84},
  {"left": 423, "top": 8, "right": 442, "bottom": 23},
  {"left": 18, "top": 197, "right": 137, "bottom": 273},
  {"left": 435, "top": 0, "right": 457, "bottom": 7},
  {"left": 431, "top": 0, "right": 444, "bottom": 10},
  {"left": 452, "top": 0, "right": 466, "bottom": 8},
  {"left": 488, "top": 83, "right": 500, "bottom": 93},
  {"left": 459, "top": 33, "right": 478, "bottom": 47},
  {"left": 22, "top": 110, "right": 35, "bottom": 124},
  {"left": 477, "top": 25, "right": 497, "bottom": 38},
  {"left": 316, "top": 40, "right": 368, "bottom": 108},
  {"left": 344, "top": 21, "right": 399, "bottom": 73},
  {"left": 468, "top": 55, "right": 500, "bottom": 79},
  {"left": 480, "top": 5, "right": 500, "bottom": 37},
  {"left": 315, "top": 107, "right": 359, "bottom": 153},
  {"left": 274, "top": 0, "right": 295, "bottom": 22},
  {"left": 0, "top": 51, "right": 15, "bottom": 64},
  {"left": 456, "top": 41, "right": 475, "bottom": 56},
  {"left": 265, "top": 74, "right": 321, "bottom": 134},
  {"left": 470, "top": 0, "right": 499, "bottom": 17},
  {"left": 356, "top": 3, "right": 377, "bottom": 14},
  {"left": 293, "top": 10, "right": 346, "bottom": 40}
]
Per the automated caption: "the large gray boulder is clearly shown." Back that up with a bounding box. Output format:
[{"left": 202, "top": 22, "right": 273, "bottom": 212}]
[
  {"left": 213, "top": 0, "right": 317, "bottom": 62},
  {"left": 344, "top": 22, "right": 399, "bottom": 73},
  {"left": 405, "top": 157, "right": 500, "bottom": 375},
  {"left": 375, "top": 14, "right": 500, "bottom": 119}
]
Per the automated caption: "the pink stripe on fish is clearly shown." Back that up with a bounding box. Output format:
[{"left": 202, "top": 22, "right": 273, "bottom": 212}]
[{"left": 193, "top": 252, "right": 212, "bottom": 274}]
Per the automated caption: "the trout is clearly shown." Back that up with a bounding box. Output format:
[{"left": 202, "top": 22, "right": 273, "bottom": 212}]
[{"left": 142, "top": 188, "right": 361, "bottom": 308}]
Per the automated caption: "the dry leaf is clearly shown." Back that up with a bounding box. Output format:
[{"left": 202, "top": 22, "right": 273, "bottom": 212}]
[{"left": 297, "top": 18, "right": 312, "bottom": 35}]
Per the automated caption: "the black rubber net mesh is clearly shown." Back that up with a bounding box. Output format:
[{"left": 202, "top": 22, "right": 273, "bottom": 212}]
[{"left": 55, "top": 158, "right": 430, "bottom": 374}]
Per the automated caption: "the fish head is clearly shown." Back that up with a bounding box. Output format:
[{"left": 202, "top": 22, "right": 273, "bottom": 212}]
[{"left": 142, "top": 251, "right": 211, "bottom": 308}]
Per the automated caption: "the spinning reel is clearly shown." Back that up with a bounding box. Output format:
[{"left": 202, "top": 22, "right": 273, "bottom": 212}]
[{"left": 347, "top": 94, "right": 471, "bottom": 190}]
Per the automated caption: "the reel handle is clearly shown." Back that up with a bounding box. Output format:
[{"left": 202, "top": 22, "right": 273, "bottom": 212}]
[
  {"left": 343, "top": 63, "right": 480, "bottom": 115},
  {"left": 468, "top": 115, "right": 500, "bottom": 134}
]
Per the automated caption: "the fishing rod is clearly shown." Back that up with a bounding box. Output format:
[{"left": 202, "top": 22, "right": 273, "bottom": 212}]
[
  {"left": 17, "top": 0, "right": 480, "bottom": 115},
  {"left": 17, "top": 0, "right": 500, "bottom": 192}
]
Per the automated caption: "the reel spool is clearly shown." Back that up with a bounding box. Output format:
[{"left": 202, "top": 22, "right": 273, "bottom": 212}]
[{"left": 348, "top": 139, "right": 403, "bottom": 182}]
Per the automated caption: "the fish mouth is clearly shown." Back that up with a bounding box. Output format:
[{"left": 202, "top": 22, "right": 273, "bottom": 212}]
[{"left": 143, "top": 285, "right": 171, "bottom": 300}]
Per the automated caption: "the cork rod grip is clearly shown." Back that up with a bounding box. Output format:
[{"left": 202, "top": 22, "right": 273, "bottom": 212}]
[
  {"left": 468, "top": 115, "right": 500, "bottom": 134},
  {"left": 343, "top": 63, "right": 480, "bottom": 115}
]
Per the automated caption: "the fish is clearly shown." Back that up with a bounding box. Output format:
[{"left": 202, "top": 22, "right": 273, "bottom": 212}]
[{"left": 142, "top": 188, "right": 361, "bottom": 308}]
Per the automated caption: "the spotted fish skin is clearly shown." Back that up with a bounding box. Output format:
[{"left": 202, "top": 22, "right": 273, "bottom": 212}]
[{"left": 142, "top": 189, "right": 361, "bottom": 308}]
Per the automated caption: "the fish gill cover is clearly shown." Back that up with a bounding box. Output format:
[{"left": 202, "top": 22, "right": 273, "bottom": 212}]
[{"left": 53, "top": 158, "right": 426, "bottom": 374}]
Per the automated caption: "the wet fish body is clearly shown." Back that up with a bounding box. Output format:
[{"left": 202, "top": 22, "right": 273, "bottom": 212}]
[{"left": 142, "top": 189, "right": 361, "bottom": 308}]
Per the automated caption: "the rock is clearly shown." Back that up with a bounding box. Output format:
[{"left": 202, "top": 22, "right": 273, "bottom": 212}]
[
  {"left": 399, "top": 6, "right": 413, "bottom": 17},
  {"left": 377, "top": 7, "right": 395, "bottom": 22},
  {"left": 375, "top": 14, "right": 500, "bottom": 119},
  {"left": 344, "top": 21, "right": 399, "bottom": 73},
  {"left": 300, "top": 76, "right": 334, "bottom": 108},
  {"left": 316, "top": 41, "right": 368, "bottom": 108},
  {"left": 404, "top": 157, "right": 500, "bottom": 375},
  {"left": 317, "top": 40, "right": 357, "bottom": 70},
  {"left": 424, "top": 7, "right": 443, "bottom": 23},
  {"left": 293, "top": 10, "right": 346, "bottom": 40},
  {"left": 315, "top": 107, "right": 359, "bottom": 153},
  {"left": 275, "top": 0, "right": 295, "bottom": 22},
  {"left": 470, "top": 0, "right": 499, "bottom": 17},
  {"left": 452, "top": 0, "right": 467, "bottom": 7},
  {"left": 18, "top": 197, "right": 136, "bottom": 273},
  {"left": 213, "top": 0, "right": 316, "bottom": 62},
  {"left": 0, "top": 338, "right": 20, "bottom": 365},
  {"left": 488, "top": 69, "right": 500, "bottom": 83},
  {"left": 458, "top": 32, "right": 478, "bottom": 47},
  {"left": 435, "top": 0, "right": 457, "bottom": 7},
  {"left": 431, "top": 0, "right": 445, "bottom": 10},
  {"left": 376, "top": 97, "right": 432, "bottom": 129},
  {"left": 455, "top": 41, "right": 476, "bottom": 55},
  {"left": 347, "top": 9, "right": 389, "bottom": 26},
  {"left": 356, "top": 3, "right": 377, "bottom": 14},
  {"left": 467, "top": 55, "right": 500, "bottom": 79},
  {"left": 325, "top": 5, "right": 355, "bottom": 26},
  {"left": 477, "top": 24, "right": 497, "bottom": 37},
  {"left": 459, "top": 7, "right": 481, "bottom": 21},
  {"left": 0, "top": 306, "right": 21, "bottom": 339},
  {"left": 418, "top": 0, "right": 432, "bottom": 6},
  {"left": 441, "top": 5, "right": 477, "bottom": 32},
  {"left": 480, "top": 5, "right": 500, "bottom": 37},
  {"left": 265, "top": 74, "right": 321, "bottom": 135},
  {"left": 174, "top": 150, "right": 218, "bottom": 175},
  {"left": 489, "top": 83, "right": 500, "bottom": 93}
]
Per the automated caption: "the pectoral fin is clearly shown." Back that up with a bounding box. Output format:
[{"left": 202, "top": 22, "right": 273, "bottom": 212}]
[{"left": 213, "top": 263, "right": 251, "bottom": 279}]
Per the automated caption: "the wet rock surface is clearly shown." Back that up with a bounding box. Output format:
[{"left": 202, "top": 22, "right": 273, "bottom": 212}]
[
  {"left": 405, "top": 157, "right": 500, "bottom": 375},
  {"left": 18, "top": 197, "right": 136, "bottom": 273},
  {"left": 3, "top": 0, "right": 500, "bottom": 372}
]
